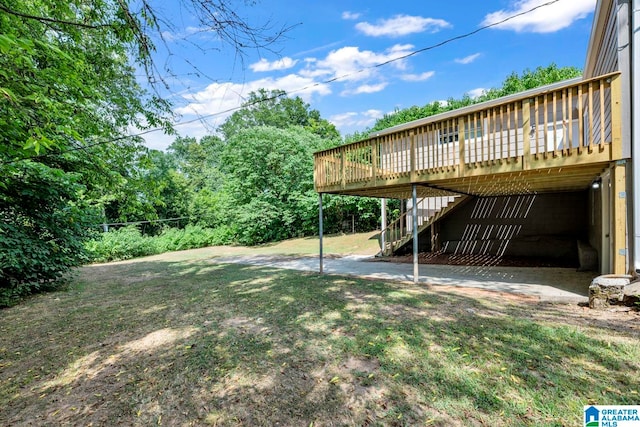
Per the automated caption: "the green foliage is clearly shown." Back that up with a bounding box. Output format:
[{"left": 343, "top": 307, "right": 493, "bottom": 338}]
[
  {"left": 0, "top": 0, "right": 295, "bottom": 299},
  {"left": 323, "top": 195, "right": 385, "bottom": 234},
  {"left": 220, "top": 126, "right": 329, "bottom": 244},
  {"left": 219, "top": 89, "right": 340, "bottom": 141},
  {"left": 168, "top": 135, "right": 225, "bottom": 191},
  {"left": 86, "top": 225, "right": 235, "bottom": 263},
  {"left": 0, "top": 162, "right": 99, "bottom": 306},
  {"left": 0, "top": 0, "right": 173, "bottom": 301},
  {"left": 484, "top": 63, "right": 582, "bottom": 98}
]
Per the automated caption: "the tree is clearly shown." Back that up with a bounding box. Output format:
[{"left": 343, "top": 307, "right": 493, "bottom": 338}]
[
  {"left": 484, "top": 63, "right": 582, "bottom": 98},
  {"left": 167, "top": 135, "right": 225, "bottom": 191},
  {"left": 220, "top": 126, "right": 329, "bottom": 244},
  {"left": 219, "top": 89, "right": 340, "bottom": 141},
  {"left": 213, "top": 89, "right": 379, "bottom": 243},
  {"left": 0, "top": 0, "right": 171, "bottom": 305},
  {"left": 0, "top": 0, "right": 290, "bottom": 305}
]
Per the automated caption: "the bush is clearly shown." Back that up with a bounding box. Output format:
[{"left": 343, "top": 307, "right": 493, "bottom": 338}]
[
  {"left": 84, "top": 226, "right": 155, "bottom": 262},
  {"left": 0, "top": 163, "right": 98, "bottom": 307},
  {"left": 86, "top": 224, "right": 235, "bottom": 263}
]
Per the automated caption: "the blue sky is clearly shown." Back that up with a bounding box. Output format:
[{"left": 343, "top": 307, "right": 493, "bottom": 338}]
[{"left": 142, "top": 0, "right": 597, "bottom": 150}]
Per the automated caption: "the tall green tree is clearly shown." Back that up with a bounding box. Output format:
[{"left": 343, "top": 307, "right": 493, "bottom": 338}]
[
  {"left": 219, "top": 89, "right": 340, "bottom": 141},
  {"left": 0, "top": 0, "right": 289, "bottom": 305},
  {"left": 0, "top": 0, "right": 171, "bottom": 305},
  {"left": 213, "top": 89, "right": 384, "bottom": 244},
  {"left": 220, "top": 126, "right": 330, "bottom": 244},
  {"left": 168, "top": 135, "right": 225, "bottom": 191}
]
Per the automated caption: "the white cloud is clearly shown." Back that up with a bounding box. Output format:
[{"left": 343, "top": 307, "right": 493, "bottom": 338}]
[
  {"left": 250, "top": 57, "right": 299, "bottom": 72},
  {"left": 305, "top": 44, "right": 414, "bottom": 83},
  {"left": 356, "top": 15, "right": 451, "bottom": 37},
  {"left": 482, "top": 0, "right": 596, "bottom": 33},
  {"left": 342, "top": 11, "right": 361, "bottom": 20},
  {"left": 140, "top": 122, "right": 210, "bottom": 151},
  {"left": 161, "top": 26, "right": 217, "bottom": 43},
  {"left": 161, "top": 31, "right": 178, "bottom": 42},
  {"left": 342, "top": 82, "right": 388, "bottom": 96},
  {"left": 175, "top": 75, "right": 331, "bottom": 132},
  {"left": 401, "top": 71, "right": 435, "bottom": 82},
  {"left": 329, "top": 112, "right": 358, "bottom": 126},
  {"left": 330, "top": 109, "right": 384, "bottom": 129},
  {"left": 166, "top": 42, "right": 429, "bottom": 145},
  {"left": 455, "top": 53, "right": 481, "bottom": 65},
  {"left": 467, "top": 88, "right": 487, "bottom": 99}
]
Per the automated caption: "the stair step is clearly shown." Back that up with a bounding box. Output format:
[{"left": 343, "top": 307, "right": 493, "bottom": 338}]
[{"left": 384, "top": 195, "right": 472, "bottom": 256}]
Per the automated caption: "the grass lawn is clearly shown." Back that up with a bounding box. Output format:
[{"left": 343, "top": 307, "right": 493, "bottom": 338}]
[{"left": 1, "top": 245, "right": 639, "bottom": 426}]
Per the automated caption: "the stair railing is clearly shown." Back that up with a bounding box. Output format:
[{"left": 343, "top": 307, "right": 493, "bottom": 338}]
[{"left": 380, "top": 198, "right": 425, "bottom": 256}]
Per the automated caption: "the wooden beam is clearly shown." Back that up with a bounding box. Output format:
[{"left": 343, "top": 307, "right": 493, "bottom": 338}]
[
  {"left": 611, "top": 161, "right": 628, "bottom": 274},
  {"left": 610, "top": 74, "right": 623, "bottom": 159},
  {"left": 458, "top": 117, "right": 466, "bottom": 175},
  {"left": 522, "top": 99, "right": 531, "bottom": 170}
]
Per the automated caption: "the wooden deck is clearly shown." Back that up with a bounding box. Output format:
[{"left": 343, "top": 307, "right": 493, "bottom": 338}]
[{"left": 314, "top": 73, "right": 623, "bottom": 199}]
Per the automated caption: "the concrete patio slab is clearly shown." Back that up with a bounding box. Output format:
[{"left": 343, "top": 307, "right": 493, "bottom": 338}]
[{"left": 212, "top": 254, "right": 596, "bottom": 303}]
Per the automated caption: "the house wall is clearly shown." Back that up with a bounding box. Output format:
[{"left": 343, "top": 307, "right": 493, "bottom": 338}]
[
  {"left": 413, "top": 192, "right": 589, "bottom": 263},
  {"left": 585, "top": 0, "right": 631, "bottom": 158},
  {"left": 585, "top": 0, "right": 618, "bottom": 77}
]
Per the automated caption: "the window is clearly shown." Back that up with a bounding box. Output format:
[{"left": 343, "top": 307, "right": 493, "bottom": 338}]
[
  {"left": 464, "top": 118, "right": 487, "bottom": 140},
  {"left": 438, "top": 126, "right": 458, "bottom": 144}
]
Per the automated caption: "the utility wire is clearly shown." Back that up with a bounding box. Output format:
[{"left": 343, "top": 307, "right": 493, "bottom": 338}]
[
  {"left": 2, "top": 0, "right": 562, "bottom": 166},
  {"left": 0, "top": 3, "right": 114, "bottom": 29}
]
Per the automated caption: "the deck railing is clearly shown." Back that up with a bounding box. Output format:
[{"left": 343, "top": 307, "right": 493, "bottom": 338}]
[{"left": 315, "top": 73, "right": 622, "bottom": 193}]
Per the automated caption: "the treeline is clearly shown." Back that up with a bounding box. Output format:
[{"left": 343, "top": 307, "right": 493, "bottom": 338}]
[{"left": 99, "top": 89, "right": 383, "bottom": 248}]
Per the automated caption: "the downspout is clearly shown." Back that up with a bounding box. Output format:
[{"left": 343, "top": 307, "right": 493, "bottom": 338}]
[{"left": 632, "top": 0, "right": 640, "bottom": 274}]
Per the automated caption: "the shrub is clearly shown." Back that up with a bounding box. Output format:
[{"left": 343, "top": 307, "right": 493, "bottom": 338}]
[
  {"left": 85, "top": 224, "right": 236, "bottom": 263},
  {"left": 0, "top": 163, "right": 98, "bottom": 307}
]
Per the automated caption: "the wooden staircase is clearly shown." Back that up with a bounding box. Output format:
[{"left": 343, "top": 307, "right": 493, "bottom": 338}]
[{"left": 380, "top": 195, "right": 472, "bottom": 256}]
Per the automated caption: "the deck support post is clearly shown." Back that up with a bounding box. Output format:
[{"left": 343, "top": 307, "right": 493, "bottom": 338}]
[
  {"left": 612, "top": 161, "right": 628, "bottom": 274},
  {"left": 319, "top": 193, "right": 324, "bottom": 274},
  {"left": 381, "top": 198, "right": 387, "bottom": 253},
  {"left": 522, "top": 99, "right": 531, "bottom": 170},
  {"left": 412, "top": 184, "right": 419, "bottom": 284}
]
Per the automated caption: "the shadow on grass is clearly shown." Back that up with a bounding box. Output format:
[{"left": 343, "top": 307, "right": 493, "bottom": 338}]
[{"left": 1, "top": 259, "right": 638, "bottom": 426}]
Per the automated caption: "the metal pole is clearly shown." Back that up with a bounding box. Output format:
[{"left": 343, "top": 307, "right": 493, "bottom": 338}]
[
  {"left": 400, "top": 200, "right": 405, "bottom": 236},
  {"left": 412, "top": 184, "right": 419, "bottom": 283},
  {"left": 381, "top": 198, "right": 387, "bottom": 251},
  {"left": 319, "top": 193, "right": 324, "bottom": 274}
]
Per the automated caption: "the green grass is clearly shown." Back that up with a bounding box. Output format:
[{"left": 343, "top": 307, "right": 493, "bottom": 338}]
[
  {"left": 1, "top": 255, "right": 638, "bottom": 426},
  {"left": 87, "top": 227, "right": 381, "bottom": 263}
]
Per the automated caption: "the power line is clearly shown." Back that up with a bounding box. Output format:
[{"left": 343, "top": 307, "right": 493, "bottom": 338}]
[
  {"left": 2, "top": 0, "right": 562, "bottom": 166},
  {"left": 0, "top": 3, "right": 114, "bottom": 30}
]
